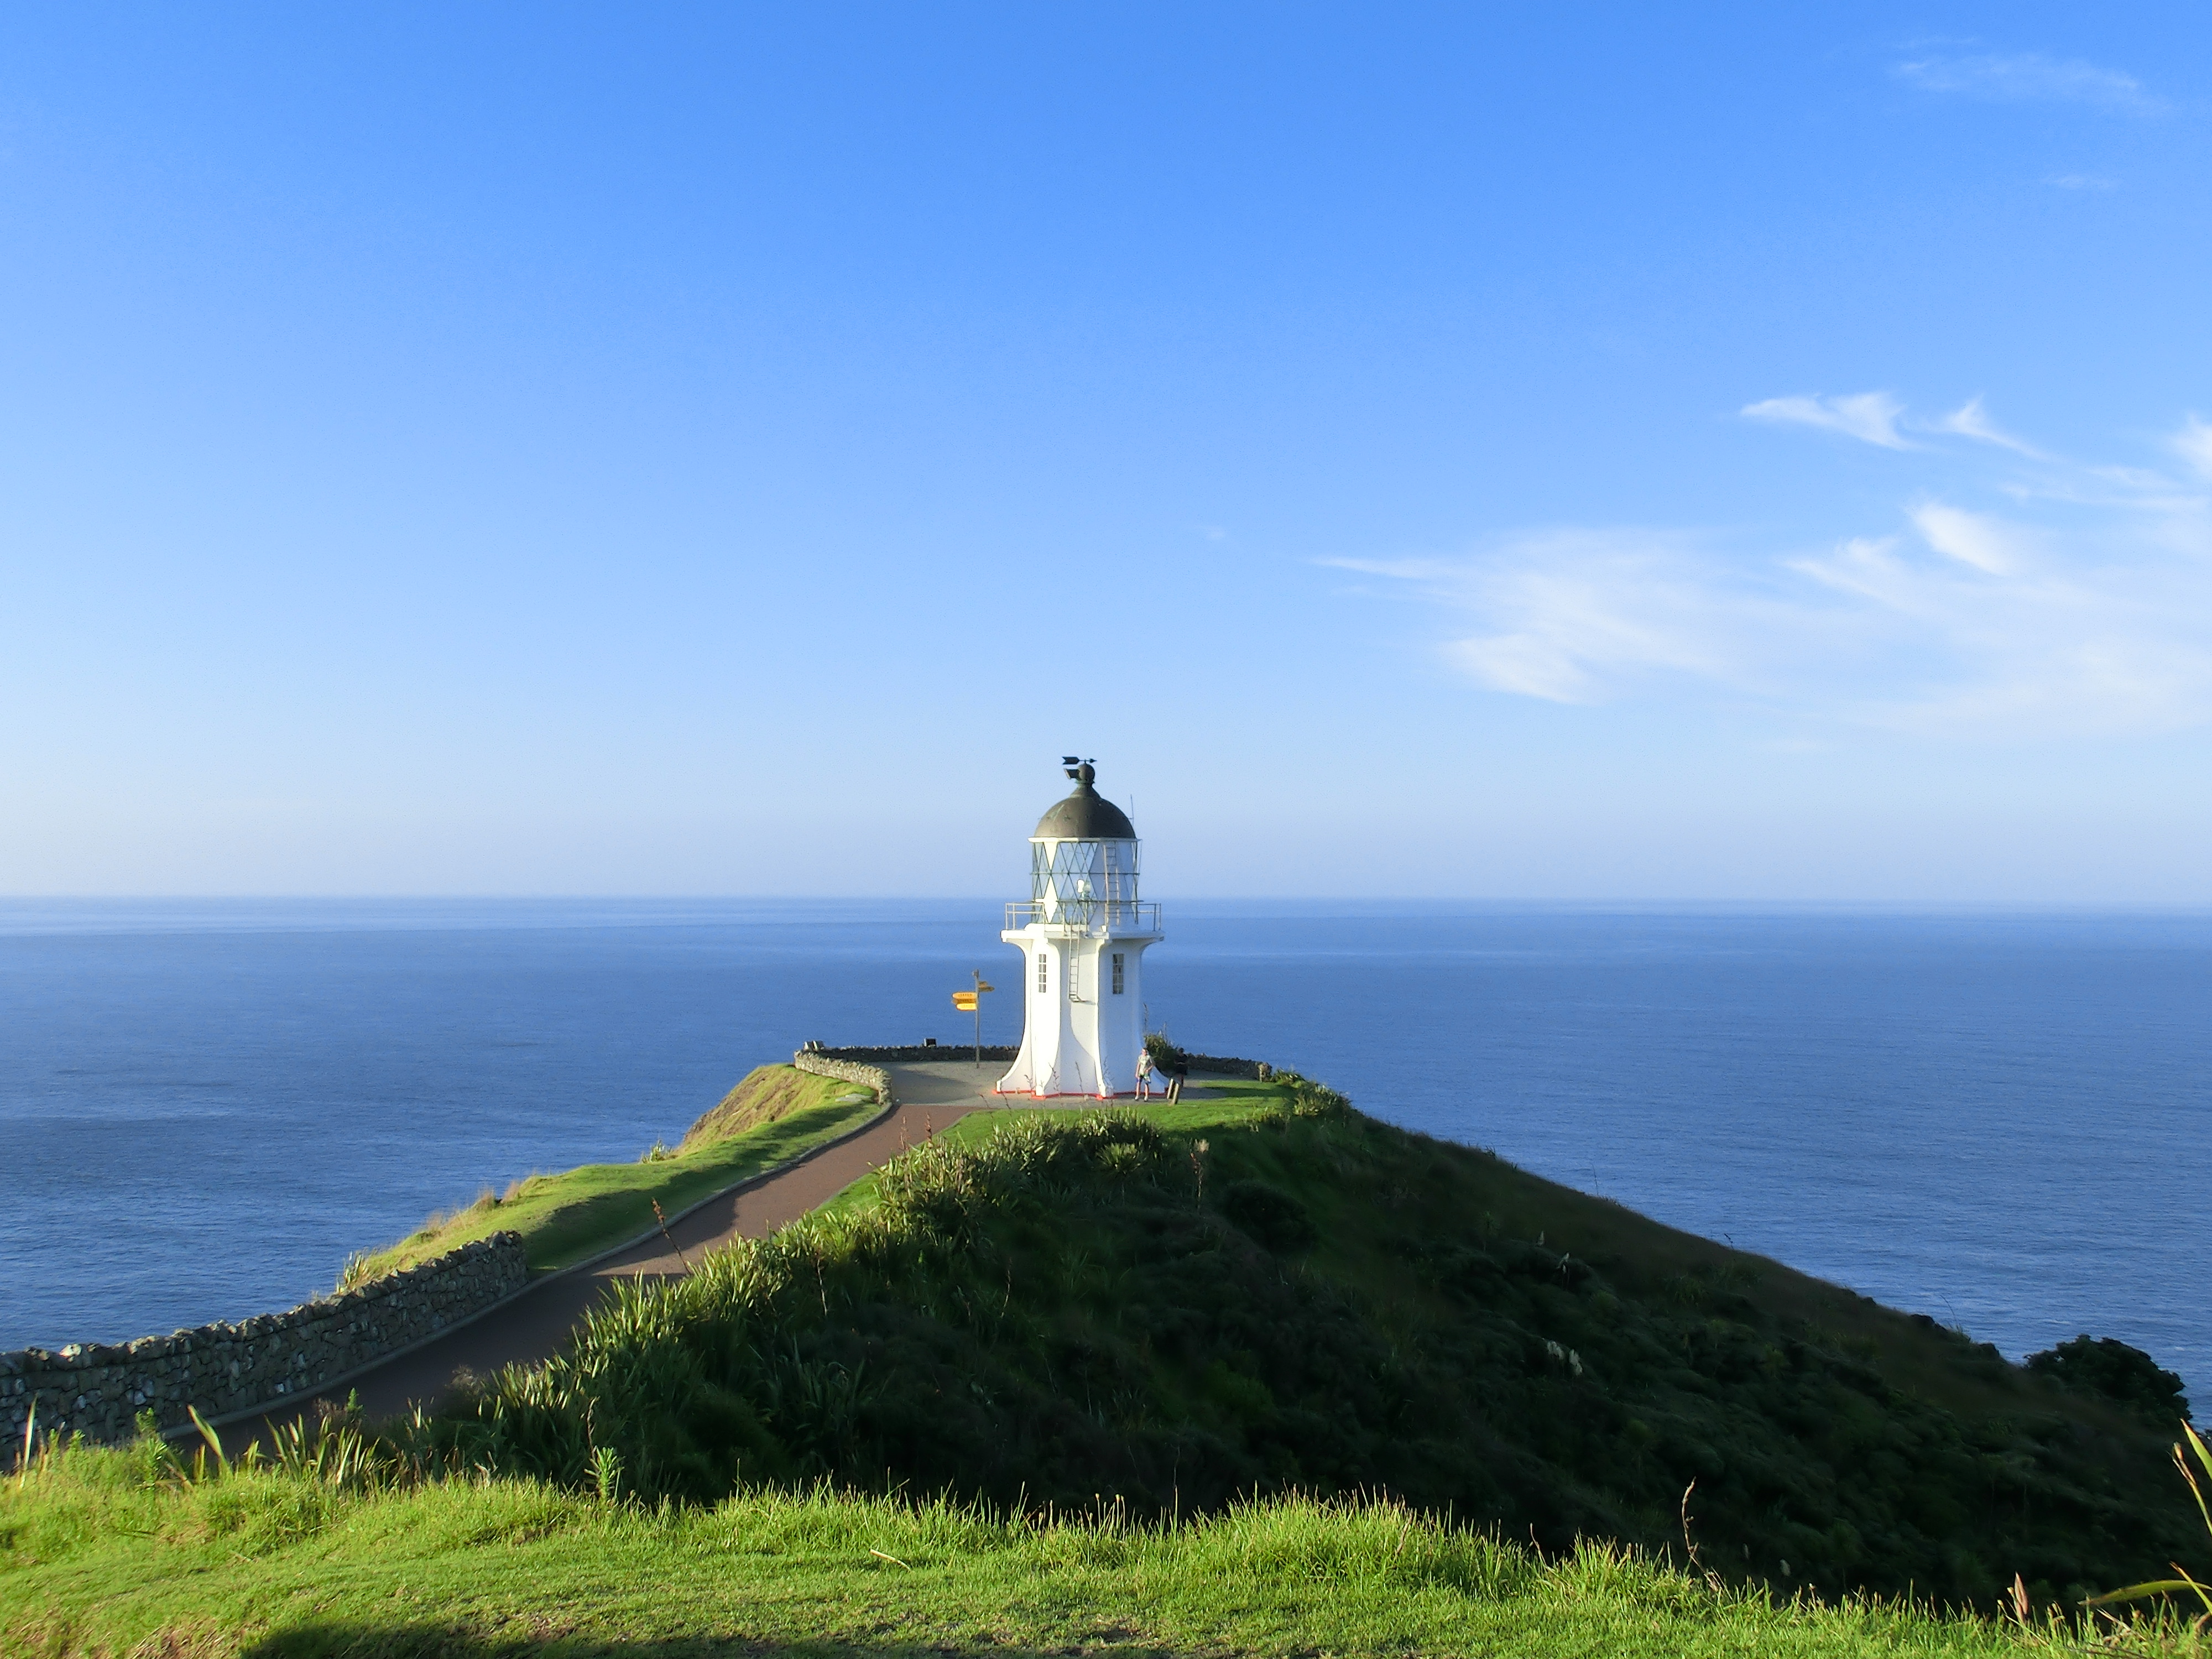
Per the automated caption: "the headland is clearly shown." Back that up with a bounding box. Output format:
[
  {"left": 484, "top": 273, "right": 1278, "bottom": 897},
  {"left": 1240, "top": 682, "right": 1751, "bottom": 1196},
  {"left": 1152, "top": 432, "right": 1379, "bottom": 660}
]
[{"left": 3, "top": 1047, "right": 2203, "bottom": 1655}]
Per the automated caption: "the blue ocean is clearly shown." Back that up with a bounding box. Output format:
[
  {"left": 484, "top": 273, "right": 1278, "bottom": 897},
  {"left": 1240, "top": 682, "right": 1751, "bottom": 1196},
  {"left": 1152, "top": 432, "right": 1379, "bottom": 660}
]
[{"left": 3, "top": 900, "right": 2206, "bottom": 1397}]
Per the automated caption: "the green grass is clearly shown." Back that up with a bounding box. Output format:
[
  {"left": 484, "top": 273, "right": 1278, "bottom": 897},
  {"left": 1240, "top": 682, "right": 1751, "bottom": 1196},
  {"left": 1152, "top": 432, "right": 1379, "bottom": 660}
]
[
  {"left": 0, "top": 1444, "right": 2081, "bottom": 1657},
  {"left": 342, "top": 1066, "right": 882, "bottom": 1280},
  {"left": 815, "top": 1092, "right": 1251, "bottom": 1220},
  {"left": 10, "top": 1073, "right": 2204, "bottom": 1654},
  {"left": 384, "top": 1077, "right": 2199, "bottom": 1611}
]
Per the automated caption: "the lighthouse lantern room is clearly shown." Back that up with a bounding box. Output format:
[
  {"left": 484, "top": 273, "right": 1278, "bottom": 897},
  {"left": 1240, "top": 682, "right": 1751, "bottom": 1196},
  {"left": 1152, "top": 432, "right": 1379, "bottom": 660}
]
[{"left": 997, "top": 759, "right": 1163, "bottom": 1098}]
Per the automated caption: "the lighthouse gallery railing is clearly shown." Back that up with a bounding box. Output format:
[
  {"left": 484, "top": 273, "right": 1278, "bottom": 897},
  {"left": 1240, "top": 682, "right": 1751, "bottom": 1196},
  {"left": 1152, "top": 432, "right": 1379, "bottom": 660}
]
[{"left": 1004, "top": 900, "right": 1162, "bottom": 933}]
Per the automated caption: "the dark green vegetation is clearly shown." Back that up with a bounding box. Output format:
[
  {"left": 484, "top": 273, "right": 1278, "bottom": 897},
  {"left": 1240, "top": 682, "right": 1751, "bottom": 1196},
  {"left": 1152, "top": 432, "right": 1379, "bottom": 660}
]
[
  {"left": 394, "top": 1077, "right": 2200, "bottom": 1613},
  {"left": 342, "top": 1065, "right": 879, "bottom": 1281},
  {"left": 2030, "top": 1337, "right": 2195, "bottom": 1426}
]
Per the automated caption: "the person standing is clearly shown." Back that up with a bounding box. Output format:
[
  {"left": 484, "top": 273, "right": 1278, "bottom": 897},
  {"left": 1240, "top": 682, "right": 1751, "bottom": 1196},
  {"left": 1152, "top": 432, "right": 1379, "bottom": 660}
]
[{"left": 1135, "top": 1049, "right": 1155, "bottom": 1100}]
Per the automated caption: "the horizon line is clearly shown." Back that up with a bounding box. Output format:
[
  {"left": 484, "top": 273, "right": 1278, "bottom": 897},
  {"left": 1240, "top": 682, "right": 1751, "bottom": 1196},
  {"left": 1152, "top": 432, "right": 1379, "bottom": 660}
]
[{"left": 6, "top": 894, "right": 2212, "bottom": 914}]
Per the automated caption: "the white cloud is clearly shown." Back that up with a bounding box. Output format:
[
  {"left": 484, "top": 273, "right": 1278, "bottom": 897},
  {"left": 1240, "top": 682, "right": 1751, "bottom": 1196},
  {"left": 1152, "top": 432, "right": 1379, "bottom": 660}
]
[
  {"left": 1742, "top": 392, "right": 1910, "bottom": 449},
  {"left": 1936, "top": 395, "right": 2046, "bottom": 457},
  {"left": 1894, "top": 52, "right": 2160, "bottom": 113},
  {"left": 2046, "top": 172, "right": 2118, "bottom": 191},
  {"left": 1908, "top": 502, "right": 2031, "bottom": 575},
  {"left": 1453, "top": 634, "right": 1596, "bottom": 703},
  {"left": 1327, "top": 534, "right": 1795, "bottom": 705},
  {"left": 1340, "top": 406, "right": 2212, "bottom": 737},
  {"left": 2173, "top": 416, "right": 2212, "bottom": 479}
]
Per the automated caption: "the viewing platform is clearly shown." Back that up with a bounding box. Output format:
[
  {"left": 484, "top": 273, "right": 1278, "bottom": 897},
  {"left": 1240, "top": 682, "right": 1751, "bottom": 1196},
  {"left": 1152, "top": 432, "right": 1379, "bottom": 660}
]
[{"left": 1003, "top": 899, "right": 1162, "bottom": 936}]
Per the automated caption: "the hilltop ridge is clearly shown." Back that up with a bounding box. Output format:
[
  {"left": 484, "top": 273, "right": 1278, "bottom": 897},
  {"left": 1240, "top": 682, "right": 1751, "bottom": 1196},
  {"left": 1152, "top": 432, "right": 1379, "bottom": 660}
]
[{"left": 408, "top": 1071, "right": 2197, "bottom": 1610}]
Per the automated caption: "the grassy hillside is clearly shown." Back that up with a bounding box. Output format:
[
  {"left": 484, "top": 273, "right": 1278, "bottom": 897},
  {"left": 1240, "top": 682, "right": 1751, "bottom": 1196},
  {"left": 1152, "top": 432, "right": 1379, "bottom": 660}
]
[
  {"left": 1, "top": 1457, "right": 2066, "bottom": 1658},
  {"left": 10, "top": 1074, "right": 2200, "bottom": 1654},
  {"left": 342, "top": 1065, "right": 879, "bottom": 1281},
  {"left": 401, "top": 1076, "right": 2199, "bottom": 1612},
  {"left": 680, "top": 1062, "right": 867, "bottom": 1151}
]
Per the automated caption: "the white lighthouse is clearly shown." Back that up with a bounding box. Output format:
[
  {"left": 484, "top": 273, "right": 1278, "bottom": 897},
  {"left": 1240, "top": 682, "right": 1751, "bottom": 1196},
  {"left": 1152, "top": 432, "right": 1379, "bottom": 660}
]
[{"left": 996, "top": 759, "right": 1163, "bottom": 1099}]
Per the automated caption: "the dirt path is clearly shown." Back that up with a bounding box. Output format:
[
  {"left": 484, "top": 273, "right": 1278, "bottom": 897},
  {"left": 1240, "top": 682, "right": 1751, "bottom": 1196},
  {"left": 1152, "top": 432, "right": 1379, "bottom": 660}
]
[{"left": 213, "top": 1061, "right": 1008, "bottom": 1449}]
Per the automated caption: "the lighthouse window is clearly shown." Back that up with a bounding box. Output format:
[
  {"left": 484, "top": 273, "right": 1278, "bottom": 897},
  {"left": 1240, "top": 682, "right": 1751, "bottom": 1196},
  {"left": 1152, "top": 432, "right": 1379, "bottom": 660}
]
[
  {"left": 1036, "top": 952, "right": 1048, "bottom": 993},
  {"left": 1112, "top": 953, "right": 1125, "bottom": 994}
]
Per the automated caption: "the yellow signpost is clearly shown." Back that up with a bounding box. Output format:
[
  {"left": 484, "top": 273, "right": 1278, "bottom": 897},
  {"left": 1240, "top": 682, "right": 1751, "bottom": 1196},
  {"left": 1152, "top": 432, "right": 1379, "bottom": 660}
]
[{"left": 952, "top": 972, "right": 995, "bottom": 1065}]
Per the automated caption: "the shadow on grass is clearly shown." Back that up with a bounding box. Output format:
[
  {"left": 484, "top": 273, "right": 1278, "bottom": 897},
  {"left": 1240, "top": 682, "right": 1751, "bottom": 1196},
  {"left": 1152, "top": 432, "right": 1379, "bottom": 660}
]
[{"left": 242, "top": 1625, "right": 1165, "bottom": 1658}]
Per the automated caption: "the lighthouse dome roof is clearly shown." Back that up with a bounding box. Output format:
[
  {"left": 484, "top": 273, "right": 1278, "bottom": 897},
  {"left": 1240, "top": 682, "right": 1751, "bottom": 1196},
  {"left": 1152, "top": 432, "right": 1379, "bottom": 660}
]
[{"left": 1034, "top": 764, "right": 1136, "bottom": 840}]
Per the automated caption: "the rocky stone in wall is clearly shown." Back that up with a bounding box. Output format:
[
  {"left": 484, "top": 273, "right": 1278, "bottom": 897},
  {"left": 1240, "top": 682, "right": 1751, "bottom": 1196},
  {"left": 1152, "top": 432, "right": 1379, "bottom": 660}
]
[
  {"left": 0, "top": 1231, "right": 528, "bottom": 1463},
  {"left": 791, "top": 1051, "right": 899, "bottom": 1103},
  {"left": 1177, "top": 1052, "right": 1273, "bottom": 1080},
  {"left": 807, "top": 1043, "right": 1019, "bottom": 1064}
]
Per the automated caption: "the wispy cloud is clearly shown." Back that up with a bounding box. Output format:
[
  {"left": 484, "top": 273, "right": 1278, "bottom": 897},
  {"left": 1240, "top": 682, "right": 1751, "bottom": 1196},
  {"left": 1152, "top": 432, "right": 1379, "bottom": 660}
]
[
  {"left": 2174, "top": 417, "right": 2212, "bottom": 479},
  {"left": 1328, "top": 534, "right": 1798, "bottom": 705},
  {"left": 1741, "top": 392, "right": 1910, "bottom": 449},
  {"left": 1788, "top": 509, "right": 2212, "bottom": 732},
  {"left": 1894, "top": 51, "right": 2161, "bottom": 113},
  {"left": 1906, "top": 502, "right": 2032, "bottom": 575},
  {"left": 2046, "top": 172, "right": 2118, "bottom": 191},
  {"left": 1934, "top": 395, "right": 2047, "bottom": 457},
  {"left": 1337, "top": 404, "right": 2212, "bottom": 736}
]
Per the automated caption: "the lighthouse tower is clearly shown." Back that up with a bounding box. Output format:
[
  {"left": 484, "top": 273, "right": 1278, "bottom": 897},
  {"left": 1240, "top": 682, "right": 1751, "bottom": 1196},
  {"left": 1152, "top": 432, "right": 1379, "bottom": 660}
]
[{"left": 997, "top": 760, "right": 1163, "bottom": 1098}]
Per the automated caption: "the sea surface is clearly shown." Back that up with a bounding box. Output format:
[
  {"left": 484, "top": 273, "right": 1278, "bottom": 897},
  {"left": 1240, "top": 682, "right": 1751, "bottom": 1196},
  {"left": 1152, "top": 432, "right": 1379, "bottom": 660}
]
[{"left": 3, "top": 899, "right": 2206, "bottom": 1396}]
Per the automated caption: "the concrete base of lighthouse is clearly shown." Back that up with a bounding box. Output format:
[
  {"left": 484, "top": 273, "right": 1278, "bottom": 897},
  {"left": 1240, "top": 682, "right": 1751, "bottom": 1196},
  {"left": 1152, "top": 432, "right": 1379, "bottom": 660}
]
[{"left": 994, "top": 923, "right": 1158, "bottom": 1098}]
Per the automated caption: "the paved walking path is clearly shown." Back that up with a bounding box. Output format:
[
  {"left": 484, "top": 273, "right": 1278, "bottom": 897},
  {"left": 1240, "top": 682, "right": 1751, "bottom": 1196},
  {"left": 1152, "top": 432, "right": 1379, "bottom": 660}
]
[{"left": 216, "top": 1060, "right": 1012, "bottom": 1449}]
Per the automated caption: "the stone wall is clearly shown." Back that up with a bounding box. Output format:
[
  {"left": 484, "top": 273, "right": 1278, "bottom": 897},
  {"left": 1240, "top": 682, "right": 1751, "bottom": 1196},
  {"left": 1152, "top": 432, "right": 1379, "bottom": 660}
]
[
  {"left": 805, "top": 1042, "right": 1018, "bottom": 1064},
  {"left": 1, "top": 1232, "right": 528, "bottom": 1462},
  {"left": 805, "top": 1041, "right": 1270, "bottom": 1076},
  {"left": 1146, "top": 1045, "right": 1274, "bottom": 1080},
  {"left": 1181, "top": 1052, "right": 1273, "bottom": 1079},
  {"left": 791, "top": 1050, "right": 900, "bottom": 1101}
]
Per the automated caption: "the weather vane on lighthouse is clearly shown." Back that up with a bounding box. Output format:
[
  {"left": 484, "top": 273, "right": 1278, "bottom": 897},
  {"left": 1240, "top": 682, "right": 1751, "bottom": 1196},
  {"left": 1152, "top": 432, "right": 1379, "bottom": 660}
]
[{"left": 996, "top": 758, "right": 1163, "bottom": 1098}]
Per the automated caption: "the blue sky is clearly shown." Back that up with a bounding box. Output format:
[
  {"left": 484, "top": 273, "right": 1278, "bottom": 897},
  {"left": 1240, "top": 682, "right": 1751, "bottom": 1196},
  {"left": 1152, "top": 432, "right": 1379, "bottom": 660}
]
[{"left": 4, "top": 4, "right": 2210, "bottom": 899}]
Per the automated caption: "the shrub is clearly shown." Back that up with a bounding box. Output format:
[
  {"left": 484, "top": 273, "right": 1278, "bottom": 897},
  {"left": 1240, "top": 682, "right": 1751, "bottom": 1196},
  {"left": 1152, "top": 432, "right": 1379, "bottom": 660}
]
[
  {"left": 2026, "top": 1336, "right": 2192, "bottom": 1424},
  {"left": 1218, "top": 1179, "right": 1317, "bottom": 1251}
]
